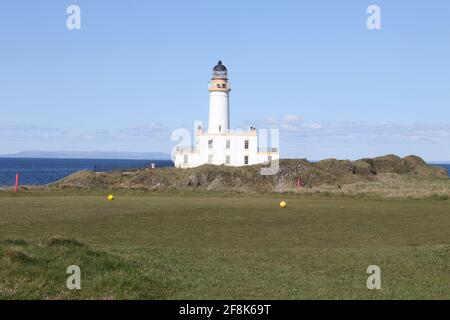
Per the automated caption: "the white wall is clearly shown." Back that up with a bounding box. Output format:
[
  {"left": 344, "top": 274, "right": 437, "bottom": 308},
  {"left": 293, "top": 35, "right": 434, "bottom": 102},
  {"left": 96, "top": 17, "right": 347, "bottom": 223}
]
[
  {"left": 197, "top": 134, "right": 257, "bottom": 166},
  {"left": 174, "top": 131, "right": 279, "bottom": 168},
  {"left": 208, "top": 91, "right": 229, "bottom": 134}
]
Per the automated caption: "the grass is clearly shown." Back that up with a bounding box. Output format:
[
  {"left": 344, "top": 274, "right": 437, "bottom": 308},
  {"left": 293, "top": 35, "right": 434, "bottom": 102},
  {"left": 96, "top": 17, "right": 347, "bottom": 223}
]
[{"left": 0, "top": 192, "right": 450, "bottom": 299}]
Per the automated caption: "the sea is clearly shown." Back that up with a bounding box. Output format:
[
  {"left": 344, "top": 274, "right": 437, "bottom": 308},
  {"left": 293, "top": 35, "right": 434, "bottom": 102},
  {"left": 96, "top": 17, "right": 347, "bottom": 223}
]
[
  {"left": 0, "top": 158, "right": 174, "bottom": 187},
  {"left": 0, "top": 158, "right": 448, "bottom": 188}
]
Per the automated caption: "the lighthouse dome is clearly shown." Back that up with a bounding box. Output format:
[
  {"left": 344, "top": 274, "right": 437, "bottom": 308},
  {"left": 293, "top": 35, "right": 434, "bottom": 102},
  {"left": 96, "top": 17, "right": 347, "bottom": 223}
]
[
  {"left": 213, "top": 60, "right": 227, "bottom": 71},
  {"left": 212, "top": 60, "right": 228, "bottom": 79}
]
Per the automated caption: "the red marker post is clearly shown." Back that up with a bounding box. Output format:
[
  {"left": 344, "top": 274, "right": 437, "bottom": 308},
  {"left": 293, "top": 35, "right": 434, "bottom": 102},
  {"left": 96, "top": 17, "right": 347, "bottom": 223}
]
[
  {"left": 297, "top": 177, "right": 300, "bottom": 192},
  {"left": 15, "top": 173, "right": 19, "bottom": 193}
]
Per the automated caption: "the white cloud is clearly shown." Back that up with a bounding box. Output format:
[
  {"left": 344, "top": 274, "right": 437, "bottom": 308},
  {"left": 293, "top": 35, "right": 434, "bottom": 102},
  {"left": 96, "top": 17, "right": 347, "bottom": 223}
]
[
  {"left": 282, "top": 114, "right": 302, "bottom": 123},
  {"left": 0, "top": 123, "right": 171, "bottom": 153},
  {"left": 117, "top": 123, "right": 166, "bottom": 139},
  {"left": 1, "top": 119, "right": 450, "bottom": 161},
  {"left": 0, "top": 123, "right": 168, "bottom": 141},
  {"left": 251, "top": 116, "right": 450, "bottom": 161},
  {"left": 258, "top": 116, "right": 450, "bottom": 142}
]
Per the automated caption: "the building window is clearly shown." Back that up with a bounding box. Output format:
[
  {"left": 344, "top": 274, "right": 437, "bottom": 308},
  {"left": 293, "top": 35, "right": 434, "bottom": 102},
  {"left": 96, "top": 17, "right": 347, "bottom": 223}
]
[
  {"left": 183, "top": 155, "right": 188, "bottom": 164},
  {"left": 244, "top": 140, "right": 249, "bottom": 150},
  {"left": 244, "top": 156, "right": 249, "bottom": 165},
  {"left": 226, "top": 140, "right": 231, "bottom": 149},
  {"left": 208, "top": 155, "right": 213, "bottom": 164},
  {"left": 208, "top": 140, "right": 213, "bottom": 149},
  {"left": 226, "top": 155, "right": 230, "bottom": 164}
]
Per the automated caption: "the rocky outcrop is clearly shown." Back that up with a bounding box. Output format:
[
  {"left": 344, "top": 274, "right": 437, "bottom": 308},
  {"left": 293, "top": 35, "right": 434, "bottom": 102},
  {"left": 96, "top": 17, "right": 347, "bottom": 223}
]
[
  {"left": 52, "top": 155, "right": 448, "bottom": 192},
  {"left": 363, "top": 154, "right": 447, "bottom": 178}
]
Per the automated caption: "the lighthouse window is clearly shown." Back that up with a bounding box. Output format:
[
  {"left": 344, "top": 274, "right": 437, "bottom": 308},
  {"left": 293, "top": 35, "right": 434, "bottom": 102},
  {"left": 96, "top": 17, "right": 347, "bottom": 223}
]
[
  {"left": 226, "top": 155, "right": 230, "bottom": 164},
  {"left": 183, "top": 155, "right": 189, "bottom": 164},
  {"left": 208, "top": 140, "right": 213, "bottom": 149},
  {"left": 226, "top": 140, "right": 231, "bottom": 149},
  {"left": 244, "top": 140, "right": 249, "bottom": 150},
  {"left": 208, "top": 155, "right": 213, "bottom": 164},
  {"left": 244, "top": 156, "right": 249, "bottom": 165}
]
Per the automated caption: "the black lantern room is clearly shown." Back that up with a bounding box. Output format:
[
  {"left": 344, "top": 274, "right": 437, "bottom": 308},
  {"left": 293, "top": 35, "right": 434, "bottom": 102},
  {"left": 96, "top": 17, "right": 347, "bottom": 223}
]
[{"left": 212, "top": 60, "right": 228, "bottom": 79}]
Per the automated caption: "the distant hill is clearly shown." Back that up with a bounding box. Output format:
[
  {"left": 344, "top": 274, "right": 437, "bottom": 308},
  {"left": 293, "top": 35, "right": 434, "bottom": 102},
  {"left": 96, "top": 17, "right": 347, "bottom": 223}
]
[{"left": 0, "top": 150, "right": 171, "bottom": 160}]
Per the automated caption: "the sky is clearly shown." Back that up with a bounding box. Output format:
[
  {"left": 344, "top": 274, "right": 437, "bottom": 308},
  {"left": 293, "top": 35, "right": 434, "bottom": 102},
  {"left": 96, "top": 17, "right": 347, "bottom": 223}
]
[{"left": 0, "top": 1, "right": 449, "bottom": 161}]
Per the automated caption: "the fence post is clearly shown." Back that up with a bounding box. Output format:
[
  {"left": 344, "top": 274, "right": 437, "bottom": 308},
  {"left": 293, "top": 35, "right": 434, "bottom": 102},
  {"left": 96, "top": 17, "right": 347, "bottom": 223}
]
[{"left": 15, "top": 173, "right": 19, "bottom": 193}]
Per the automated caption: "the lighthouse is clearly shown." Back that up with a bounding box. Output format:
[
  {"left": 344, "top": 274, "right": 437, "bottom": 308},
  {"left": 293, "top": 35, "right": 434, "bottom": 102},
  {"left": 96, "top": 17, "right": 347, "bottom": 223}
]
[
  {"left": 173, "top": 61, "right": 279, "bottom": 168},
  {"left": 208, "top": 61, "right": 230, "bottom": 134}
]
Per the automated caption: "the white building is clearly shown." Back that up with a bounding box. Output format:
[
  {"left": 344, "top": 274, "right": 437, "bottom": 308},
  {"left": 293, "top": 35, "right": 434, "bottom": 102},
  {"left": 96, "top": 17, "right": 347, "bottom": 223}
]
[{"left": 174, "top": 61, "right": 279, "bottom": 168}]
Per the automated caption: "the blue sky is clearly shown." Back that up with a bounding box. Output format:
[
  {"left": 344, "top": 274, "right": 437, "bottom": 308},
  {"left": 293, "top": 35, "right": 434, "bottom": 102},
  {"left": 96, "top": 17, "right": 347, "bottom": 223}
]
[{"left": 0, "top": 1, "right": 449, "bottom": 160}]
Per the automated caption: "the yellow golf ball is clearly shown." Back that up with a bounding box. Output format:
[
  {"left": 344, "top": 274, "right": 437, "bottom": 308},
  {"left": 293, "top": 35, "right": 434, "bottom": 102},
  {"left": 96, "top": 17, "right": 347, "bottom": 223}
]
[
  {"left": 107, "top": 194, "right": 114, "bottom": 201},
  {"left": 279, "top": 201, "right": 287, "bottom": 208}
]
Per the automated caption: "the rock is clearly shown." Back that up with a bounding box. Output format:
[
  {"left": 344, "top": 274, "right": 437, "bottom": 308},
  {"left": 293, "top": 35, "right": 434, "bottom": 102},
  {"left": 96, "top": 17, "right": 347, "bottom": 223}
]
[
  {"left": 207, "top": 177, "right": 226, "bottom": 191},
  {"left": 52, "top": 155, "right": 448, "bottom": 192}
]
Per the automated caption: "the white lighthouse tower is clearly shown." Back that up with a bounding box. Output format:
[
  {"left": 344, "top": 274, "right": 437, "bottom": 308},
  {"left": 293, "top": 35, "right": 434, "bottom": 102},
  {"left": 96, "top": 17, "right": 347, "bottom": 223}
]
[
  {"left": 208, "top": 61, "right": 230, "bottom": 134},
  {"left": 174, "top": 61, "right": 279, "bottom": 168}
]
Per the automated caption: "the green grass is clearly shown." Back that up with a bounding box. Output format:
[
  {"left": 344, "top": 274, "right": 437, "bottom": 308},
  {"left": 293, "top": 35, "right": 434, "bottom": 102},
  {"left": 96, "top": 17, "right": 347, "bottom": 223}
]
[{"left": 0, "top": 192, "right": 449, "bottom": 299}]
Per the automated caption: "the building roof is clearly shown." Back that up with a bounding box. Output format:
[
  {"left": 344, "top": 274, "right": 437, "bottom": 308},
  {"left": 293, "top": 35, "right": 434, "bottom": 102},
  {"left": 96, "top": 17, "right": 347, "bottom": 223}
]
[{"left": 213, "top": 60, "right": 227, "bottom": 72}]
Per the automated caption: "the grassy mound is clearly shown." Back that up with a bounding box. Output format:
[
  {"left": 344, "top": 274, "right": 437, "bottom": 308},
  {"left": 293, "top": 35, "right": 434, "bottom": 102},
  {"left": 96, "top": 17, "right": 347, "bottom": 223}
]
[
  {"left": 0, "top": 237, "right": 174, "bottom": 300},
  {"left": 50, "top": 155, "right": 449, "bottom": 199}
]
